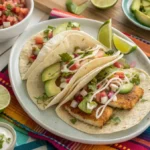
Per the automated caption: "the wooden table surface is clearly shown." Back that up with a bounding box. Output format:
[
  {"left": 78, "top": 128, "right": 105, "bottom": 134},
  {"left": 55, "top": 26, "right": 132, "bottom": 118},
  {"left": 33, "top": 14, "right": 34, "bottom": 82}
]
[{"left": 34, "top": 0, "right": 150, "bottom": 41}]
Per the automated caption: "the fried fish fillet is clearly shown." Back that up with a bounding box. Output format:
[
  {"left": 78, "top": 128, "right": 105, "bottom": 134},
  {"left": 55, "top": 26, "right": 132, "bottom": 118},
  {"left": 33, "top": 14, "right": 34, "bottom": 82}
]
[
  {"left": 109, "top": 86, "right": 144, "bottom": 109},
  {"left": 64, "top": 101, "right": 113, "bottom": 128}
]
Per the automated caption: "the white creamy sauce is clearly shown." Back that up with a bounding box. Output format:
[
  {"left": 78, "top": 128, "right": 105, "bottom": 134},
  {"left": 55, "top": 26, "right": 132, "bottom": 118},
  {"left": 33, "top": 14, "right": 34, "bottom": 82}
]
[{"left": 0, "top": 127, "right": 13, "bottom": 150}]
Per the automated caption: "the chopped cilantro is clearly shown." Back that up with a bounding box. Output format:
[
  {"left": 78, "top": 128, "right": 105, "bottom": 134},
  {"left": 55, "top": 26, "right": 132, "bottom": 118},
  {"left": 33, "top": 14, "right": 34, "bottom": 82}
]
[
  {"left": 111, "top": 116, "right": 121, "bottom": 125},
  {"left": 131, "top": 74, "right": 140, "bottom": 85},
  {"left": 44, "top": 29, "right": 49, "bottom": 35},
  {"left": 67, "top": 22, "right": 80, "bottom": 28},
  {"left": 105, "top": 50, "right": 114, "bottom": 55},
  {"left": 48, "top": 26, "right": 55, "bottom": 30},
  {"left": 88, "top": 78, "right": 97, "bottom": 91},
  {"left": 6, "top": 138, "right": 11, "bottom": 144},
  {"left": 59, "top": 53, "right": 72, "bottom": 62},
  {"left": 82, "top": 51, "right": 93, "bottom": 58},
  {"left": 140, "top": 99, "right": 148, "bottom": 103},
  {"left": 6, "top": 4, "right": 12, "bottom": 10},
  {"left": 35, "top": 93, "right": 49, "bottom": 104},
  {"left": 67, "top": 60, "right": 74, "bottom": 67},
  {"left": 70, "top": 118, "right": 77, "bottom": 124},
  {"left": 61, "top": 72, "right": 74, "bottom": 77},
  {"left": 4, "top": 10, "right": 12, "bottom": 16}
]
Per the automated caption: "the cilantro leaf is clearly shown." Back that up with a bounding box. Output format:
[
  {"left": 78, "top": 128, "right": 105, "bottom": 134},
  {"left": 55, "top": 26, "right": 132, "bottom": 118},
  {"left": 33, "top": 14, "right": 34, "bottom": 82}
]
[
  {"left": 35, "top": 93, "right": 49, "bottom": 104},
  {"left": 70, "top": 118, "right": 77, "bottom": 124},
  {"left": 105, "top": 50, "right": 114, "bottom": 55},
  {"left": 111, "top": 117, "right": 121, "bottom": 125},
  {"left": 131, "top": 74, "right": 140, "bottom": 85},
  {"left": 6, "top": 4, "right": 12, "bottom": 10},
  {"left": 59, "top": 53, "right": 72, "bottom": 62},
  {"left": 61, "top": 72, "right": 74, "bottom": 77}
]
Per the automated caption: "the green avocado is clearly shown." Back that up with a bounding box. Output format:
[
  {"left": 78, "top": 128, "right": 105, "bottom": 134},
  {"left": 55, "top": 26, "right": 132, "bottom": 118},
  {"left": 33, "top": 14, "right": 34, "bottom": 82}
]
[
  {"left": 44, "top": 79, "right": 61, "bottom": 97},
  {"left": 134, "top": 10, "right": 150, "bottom": 27},
  {"left": 53, "top": 23, "right": 68, "bottom": 36},
  {"left": 130, "top": 0, "right": 141, "bottom": 12},
  {"left": 119, "top": 83, "right": 134, "bottom": 94},
  {"left": 42, "top": 63, "right": 60, "bottom": 82}
]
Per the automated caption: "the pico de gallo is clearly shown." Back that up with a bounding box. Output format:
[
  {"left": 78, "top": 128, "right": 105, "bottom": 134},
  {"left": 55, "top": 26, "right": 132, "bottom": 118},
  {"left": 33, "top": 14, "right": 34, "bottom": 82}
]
[
  {"left": 0, "top": 0, "right": 29, "bottom": 29},
  {"left": 28, "top": 22, "right": 81, "bottom": 63}
]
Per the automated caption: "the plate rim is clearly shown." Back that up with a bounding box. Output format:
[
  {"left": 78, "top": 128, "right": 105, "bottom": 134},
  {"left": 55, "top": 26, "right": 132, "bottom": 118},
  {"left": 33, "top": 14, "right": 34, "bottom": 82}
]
[
  {"left": 122, "top": 0, "right": 150, "bottom": 31},
  {"left": 9, "top": 18, "right": 150, "bottom": 145}
]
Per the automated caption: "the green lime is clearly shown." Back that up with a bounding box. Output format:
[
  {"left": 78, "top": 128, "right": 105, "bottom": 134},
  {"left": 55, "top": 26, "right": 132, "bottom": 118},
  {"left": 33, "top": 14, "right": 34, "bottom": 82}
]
[
  {"left": 0, "top": 85, "right": 10, "bottom": 112},
  {"left": 91, "top": 0, "right": 118, "bottom": 9},
  {"left": 113, "top": 33, "right": 137, "bottom": 54},
  {"left": 98, "top": 19, "right": 112, "bottom": 49}
]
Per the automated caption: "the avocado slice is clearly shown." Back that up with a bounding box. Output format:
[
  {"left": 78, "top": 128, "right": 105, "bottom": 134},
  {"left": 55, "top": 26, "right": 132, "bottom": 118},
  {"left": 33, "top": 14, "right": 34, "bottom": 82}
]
[
  {"left": 119, "top": 83, "right": 134, "bottom": 94},
  {"left": 134, "top": 10, "right": 150, "bottom": 27},
  {"left": 142, "top": 0, "right": 150, "bottom": 7},
  {"left": 53, "top": 23, "right": 68, "bottom": 36},
  {"left": 45, "top": 79, "right": 61, "bottom": 97},
  {"left": 42, "top": 63, "right": 60, "bottom": 82},
  {"left": 130, "top": 0, "right": 141, "bottom": 12}
]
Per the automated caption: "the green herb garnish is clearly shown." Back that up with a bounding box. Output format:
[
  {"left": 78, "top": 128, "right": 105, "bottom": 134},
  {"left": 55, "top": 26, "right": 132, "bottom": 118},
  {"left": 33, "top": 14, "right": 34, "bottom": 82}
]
[
  {"left": 6, "top": 4, "right": 12, "bottom": 10},
  {"left": 140, "top": 99, "right": 148, "bottom": 103},
  {"left": 88, "top": 78, "right": 97, "bottom": 91},
  {"left": 67, "top": 60, "right": 74, "bottom": 67},
  {"left": 4, "top": 10, "right": 12, "bottom": 17},
  {"left": 0, "top": 134, "right": 4, "bottom": 149},
  {"left": 67, "top": 22, "right": 80, "bottom": 28},
  {"left": 70, "top": 118, "right": 77, "bottom": 124},
  {"left": 61, "top": 72, "right": 74, "bottom": 77},
  {"left": 35, "top": 93, "right": 49, "bottom": 104},
  {"left": 82, "top": 51, "right": 93, "bottom": 58},
  {"left": 59, "top": 53, "right": 73, "bottom": 62},
  {"left": 48, "top": 26, "right": 55, "bottom": 30},
  {"left": 105, "top": 50, "right": 114, "bottom": 55},
  {"left": 6, "top": 138, "right": 11, "bottom": 144},
  {"left": 111, "top": 117, "right": 121, "bottom": 125},
  {"left": 131, "top": 74, "right": 140, "bottom": 85}
]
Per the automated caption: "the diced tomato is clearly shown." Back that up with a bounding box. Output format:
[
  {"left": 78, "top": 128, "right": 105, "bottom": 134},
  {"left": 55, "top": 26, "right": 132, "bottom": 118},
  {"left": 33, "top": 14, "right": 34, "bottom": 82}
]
[
  {"left": 48, "top": 31, "right": 53, "bottom": 39},
  {"left": 18, "top": 14, "right": 24, "bottom": 21},
  {"left": 96, "top": 91, "right": 107, "bottom": 102},
  {"left": 95, "top": 51, "right": 105, "bottom": 58},
  {"left": 114, "top": 62, "right": 123, "bottom": 68},
  {"left": 0, "top": 19, "right": 2, "bottom": 25},
  {"left": 13, "top": 0, "right": 21, "bottom": 4},
  {"left": 72, "top": 27, "right": 80, "bottom": 30},
  {"left": 97, "top": 84, "right": 101, "bottom": 89},
  {"left": 20, "top": 8, "right": 28, "bottom": 16},
  {"left": 74, "top": 53, "right": 79, "bottom": 58},
  {"left": 2, "top": 15, "right": 6, "bottom": 22},
  {"left": 115, "top": 72, "right": 125, "bottom": 79},
  {"left": 7, "top": 16, "right": 14, "bottom": 24},
  {"left": 66, "top": 77, "right": 72, "bottom": 83},
  {"left": 0, "top": 4, "right": 6, "bottom": 11},
  {"left": 12, "top": 7, "right": 20, "bottom": 13},
  {"left": 74, "top": 95, "right": 83, "bottom": 103},
  {"left": 29, "top": 55, "right": 37, "bottom": 62},
  {"left": 69, "top": 63, "right": 80, "bottom": 71},
  {"left": 35, "top": 36, "right": 44, "bottom": 44}
]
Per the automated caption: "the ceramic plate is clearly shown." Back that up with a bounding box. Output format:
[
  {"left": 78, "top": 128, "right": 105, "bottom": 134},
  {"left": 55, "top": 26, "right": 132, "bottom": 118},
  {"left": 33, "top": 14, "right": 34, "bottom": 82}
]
[
  {"left": 9, "top": 18, "right": 150, "bottom": 144},
  {"left": 122, "top": 0, "right": 150, "bottom": 31}
]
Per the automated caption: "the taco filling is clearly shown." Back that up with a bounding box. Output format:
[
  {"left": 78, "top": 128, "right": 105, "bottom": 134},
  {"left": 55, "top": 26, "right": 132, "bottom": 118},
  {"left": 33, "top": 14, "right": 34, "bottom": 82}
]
[
  {"left": 36, "top": 45, "right": 113, "bottom": 105},
  {"left": 63, "top": 64, "right": 145, "bottom": 127}
]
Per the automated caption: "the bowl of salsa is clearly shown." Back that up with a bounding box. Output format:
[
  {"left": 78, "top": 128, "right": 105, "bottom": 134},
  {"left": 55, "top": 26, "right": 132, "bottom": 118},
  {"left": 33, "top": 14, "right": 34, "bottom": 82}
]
[{"left": 0, "top": 0, "right": 34, "bottom": 42}]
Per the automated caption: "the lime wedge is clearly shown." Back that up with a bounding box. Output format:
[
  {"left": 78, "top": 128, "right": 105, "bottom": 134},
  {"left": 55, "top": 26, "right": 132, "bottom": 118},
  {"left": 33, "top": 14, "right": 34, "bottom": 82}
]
[
  {"left": 113, "top": 34, "right": 137, "bottom": 54},
  {"left": 98, "top": 19, "right": 112, "bottom": 49},
  {"left": 91, "top": 0, "right": 118, "bottom": 9},
  {"left": 0, "top": 85, "right": 10, "bottom": 112}
]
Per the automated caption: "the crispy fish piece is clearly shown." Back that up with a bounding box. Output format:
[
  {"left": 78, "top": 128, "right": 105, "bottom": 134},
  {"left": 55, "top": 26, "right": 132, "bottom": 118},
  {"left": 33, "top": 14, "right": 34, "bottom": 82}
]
[
  {"left": 64, "top": 101, "right": 113, "bottom": 128},
  {"left": 109, "top": 86, "right": 144, "bottom": 109}
]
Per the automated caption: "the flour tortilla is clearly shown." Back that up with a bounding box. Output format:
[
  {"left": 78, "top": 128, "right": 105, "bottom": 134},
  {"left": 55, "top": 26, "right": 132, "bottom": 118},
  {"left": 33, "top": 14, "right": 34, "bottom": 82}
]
[
  {"left": 56, "top": 65, "right": 150, "bottom": 134},
  {"left": 27, "top": 32, "right": 121, "bottom": 110},
  {"left": 19, "top": 30, "right": 85, "bottom": 80}
]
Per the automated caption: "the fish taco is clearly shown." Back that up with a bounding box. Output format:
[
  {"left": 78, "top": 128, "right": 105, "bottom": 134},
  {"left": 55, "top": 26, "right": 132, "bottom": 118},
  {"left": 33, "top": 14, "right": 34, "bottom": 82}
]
[
  {"left": 26, "top": 31, "right": 122, "bottom": 110},
  {"left": 56, "top": 58, "right": 150, "bottom": 134}
]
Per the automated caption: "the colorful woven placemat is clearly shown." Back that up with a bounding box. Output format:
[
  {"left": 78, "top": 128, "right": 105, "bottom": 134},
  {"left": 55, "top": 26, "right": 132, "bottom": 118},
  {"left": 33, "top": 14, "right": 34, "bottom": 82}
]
[{"left": 0, "top": 8, "right": 150, "bottom": 150}]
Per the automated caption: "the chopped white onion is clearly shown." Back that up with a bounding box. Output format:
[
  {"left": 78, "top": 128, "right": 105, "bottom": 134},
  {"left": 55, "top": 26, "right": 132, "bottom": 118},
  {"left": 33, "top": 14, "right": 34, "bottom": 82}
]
[
  {"left": 113, "top": 95, "right": 117, "bottom": 101},
  {"left": 110, "top": 84, "right": 118, "bottom": 92},
  {"left": 70, "top": 100, "right": 78, "bottom": 108},
  {"left": 60, "top": 82, "right": 67, "bottom": 89},
  {"left": 0, "top": 11, "right": 2, "bottom": 16},
  {"left": 139, "top": 73, "right": 146, "bottom": 81},
  {"left": 101, "top": 96, "right": 108, "bottom": 104},
  {"left": 80, "top": 89, "right": 87, "bottom": 97},
  {"left": 60, "top": 77, "right": 66, "bottom": 82},
  {"left": 3, "top": 22, "right": 10, "bottom": 28}
]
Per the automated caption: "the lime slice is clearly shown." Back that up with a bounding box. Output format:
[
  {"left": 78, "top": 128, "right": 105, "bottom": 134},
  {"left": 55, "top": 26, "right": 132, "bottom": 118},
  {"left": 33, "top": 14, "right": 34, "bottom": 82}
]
[
  {"left": 0, "top": 85, "right": 10, "bottom": 112},
  {"left": 113, "top": 34, "right": 137, "bottom": 54},
  {"left": 98, "top": 19, "right": 112, "bottom": 49},
  {"left": 91, "top": 0, "right": 118, "bottom": 9}
]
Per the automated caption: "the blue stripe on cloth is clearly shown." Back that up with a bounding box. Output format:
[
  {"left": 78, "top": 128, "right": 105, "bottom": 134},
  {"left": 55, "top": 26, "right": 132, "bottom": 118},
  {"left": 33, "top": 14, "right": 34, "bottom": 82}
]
[{"left": 138, "top": 127, "right": 150, "bottom": 142}]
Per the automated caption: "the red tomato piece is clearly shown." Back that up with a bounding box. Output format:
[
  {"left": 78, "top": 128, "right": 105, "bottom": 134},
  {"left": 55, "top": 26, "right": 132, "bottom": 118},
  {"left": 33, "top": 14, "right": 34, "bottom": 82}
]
[
  {"left": 0, "top": 4, "right": 6, "bottom": 11},
  {"left": 0, "top": 19, "right": 2, "bottom": 25},
  {"left": 7, "top": 16, "right": 14, "bottom": 24},
  {"left": 2, "top": 15, "right": 6, "bottom": 22},
  {"left": 35, "top": 36, "right": 44, "bottom": 44},
  {"left": 29, "top": 55, "right": 37, "bottom": 62},
  {"left": 18, "top": 14, "right": 24, "bottom": 21},
  {"left": 72, "top": 27, "right": 80, "bottom": 30},
  {"left": 74, "top": 53, "right": 79, "bottom": 58},
  {"left": 96, "top": 91, "right": 107, "bottom": 102},
  {"left": 114, "top": 62, "right": 123, "bottom": 68},
  {"left": 20, "top": 8, "right": 28, "bottom": 16},
  {"left": 69, "top": 63, "right": 80, "bottom": 71},
  {"left": 115, "top": 72, "right": 125, "bottom": 79},
  {"left": 12, "top": 7, "right": 20, "bottom": 14},
  {"left": 66, "top": 77, "right": 72, "bottom": 83},
  {"left": 75, "top": 95, "right": 83, "bottom": 103},
  {"left": 97, "top": 84, "right": 101, "bottom": 89}
]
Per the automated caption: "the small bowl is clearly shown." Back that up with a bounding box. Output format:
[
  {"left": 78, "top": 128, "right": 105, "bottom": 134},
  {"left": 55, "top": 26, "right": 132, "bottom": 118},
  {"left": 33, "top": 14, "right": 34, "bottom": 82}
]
[
  {"left": 122, "top": 0, "right": 150, "bottom": 31},
  {"left": 0, "top": 0, "right": 34, "bottom": 43},
  {"left": 0, "top": 122, "right": 16, "bottom": 150}
]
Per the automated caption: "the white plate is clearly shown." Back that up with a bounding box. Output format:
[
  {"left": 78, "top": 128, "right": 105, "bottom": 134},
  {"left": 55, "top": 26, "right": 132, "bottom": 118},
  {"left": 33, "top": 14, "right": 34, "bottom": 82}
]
[{"left": 9, "top": 18, "right": 150, "bottom": 144}]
